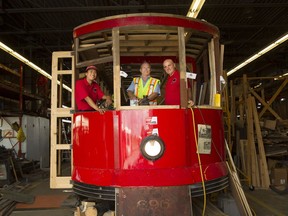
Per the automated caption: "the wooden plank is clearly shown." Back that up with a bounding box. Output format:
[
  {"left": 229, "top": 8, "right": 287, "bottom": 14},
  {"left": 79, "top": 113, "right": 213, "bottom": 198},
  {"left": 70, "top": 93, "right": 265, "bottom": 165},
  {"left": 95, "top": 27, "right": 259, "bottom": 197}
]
[
  {"left": 178, "top": 27, "right": 187, "bottom": 108},
  {"left": 242, "top": 74, "right": 248, "bottom": 115},
  {"left": 192, "top": 81, "right": 199, "bottom": 105},
  {"left": 225, "top": 142, "right": 253, "bottom": 216},
  {"left": 225, "top": 141, "right": 253, "bottom": 216},
  {"left": 251, "top": 96, "right": 270, "bottom": 189},
  {"left": 121, "top": 47, "right": 177, "bottom": 52},
  {"left": 113, "top": 27, "right": 121, "bottom": 110},
  {"left": 239, "top": 139, "right": 247, "bottom": 175},
  {"left": 78, "top": 41, "right": 113, "bottom": 52},
  {"left": 50, "top": 177, "right": 72, "bottom": 189},
  {"left": 246, "top": 96, "right": 260, "bottom": 187},
  {"left": 247, "top": 76, "right": 286, "bottom": 80},
  {"left": 242, "top": 96, "right": 254, "bottom": 186},
  {"left": 230, "top": 80, "right": 236, "bottom": 137},
  {"left": 201, "top": 82, "right": 207, "bottom": 105},
  {"left": 213, "top": 37, "right": 221, "bottom": 93},
  {"left": 259, "top": 78, "right": 288, "bottom": 118},
  {"left": 197, "top": 84, "right": 203, "bottom": 106},
  {"left": 226, "top": 163, "right": 252, "bottom": 216},
  {"left": 121, "top": 40, "right": 178, "bottom": 47},
  {"left": 0, "top": 63, "right": 20, "bottom": 76},
  {"left": 238, "top": 96, "right": 244, "bottom": 125},
  {"left": 76, "top": 56, "right": 113, "bottom": 68},
  {"left": 186, "top": 63, "right": 194, "bottom": 103},
  {"left": 0, "top": 189, "right": 34, "bottom": 204},
  {"left": 50, "top": 51, "right": 73, "bottom": 189},
  {"left": 124, "top": 34, "right": 178, "bottom": 41},
  {"left": 202, "top": 50, "right": 209, "bottom": 82},
  {"left": 186, "top": 44, "right": 203, "bottom": 50},
  {"left": 208, "top": 39, "right": 216, "bottom": 105},
  {"left": 120, "top": 52, "right": 178, "bottom": 56},
  {"left": 249, "top": 87, "right": 281, "bottom": 120}
]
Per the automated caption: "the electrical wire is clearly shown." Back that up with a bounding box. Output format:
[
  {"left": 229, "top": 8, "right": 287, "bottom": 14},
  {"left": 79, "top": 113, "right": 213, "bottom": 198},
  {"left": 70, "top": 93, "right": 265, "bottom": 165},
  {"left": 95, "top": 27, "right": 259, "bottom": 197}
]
[{"left": 189, "top": 106, "right": 206, "bottom": 216}]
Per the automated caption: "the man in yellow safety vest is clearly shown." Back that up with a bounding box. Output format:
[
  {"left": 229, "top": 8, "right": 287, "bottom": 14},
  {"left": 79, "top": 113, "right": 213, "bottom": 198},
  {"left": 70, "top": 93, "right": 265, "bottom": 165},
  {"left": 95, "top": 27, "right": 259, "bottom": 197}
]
[{"left": 127, "top": 61, "right": 160, "bottom": 105}]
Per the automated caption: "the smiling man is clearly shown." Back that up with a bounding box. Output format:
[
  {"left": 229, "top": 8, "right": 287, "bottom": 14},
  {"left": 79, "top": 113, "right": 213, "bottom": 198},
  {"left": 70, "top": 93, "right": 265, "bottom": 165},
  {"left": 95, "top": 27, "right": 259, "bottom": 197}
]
[
  {"left": 127, "top": 61, "right": 160, "bottom": 105},
  {"left": 75, "top": 65, "right": 112, "bottom": 113},
  {"left": 163, "top": 59, "right": 193, "bottom": 106}
]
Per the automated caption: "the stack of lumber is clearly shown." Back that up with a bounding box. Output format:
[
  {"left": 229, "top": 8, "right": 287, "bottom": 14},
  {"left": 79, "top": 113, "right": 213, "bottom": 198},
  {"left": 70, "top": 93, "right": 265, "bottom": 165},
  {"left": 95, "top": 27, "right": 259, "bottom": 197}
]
[
  {"left": 226, "top": 142, "right": 253, "bottom": 216},
  {"left": 262, "top": 119, "right": 288, "bottom": 157},
  {"left": 0, "top": 182, "right": 34, "bottom": 216},
  {"left": 237, "top": 95, "right": 270, "bottom": 189}
]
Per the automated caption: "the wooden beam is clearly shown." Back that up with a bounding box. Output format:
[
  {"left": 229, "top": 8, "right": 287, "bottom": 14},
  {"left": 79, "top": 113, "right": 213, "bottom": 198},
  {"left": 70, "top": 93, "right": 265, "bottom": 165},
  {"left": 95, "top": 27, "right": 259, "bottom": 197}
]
[
  {"left": 251, "top": 96, "right": 270, "bottom": 188},
  {"left": 208, "top": 39, "right": 216, "bottom": 105},
  {"left": 113, "top": 27, "right": 120, "bottom": 110},
  {"left": 0, "top": 63, "right": 20, "bottom": 76},
  {"left": 249, "top": 87, "right": 281, "bottom": 120},
  {"left": 247, "top": 96, "right": 260, "bottom": 187},
  {"left": 259, "top": 78, "right": 288, "bottom": 119},
  {"left": 76, "top": 56, "right": 113, "bottom": 68},
  {"left": 213, "top": 37, "right": 221, "bottom": 93},
  {"left": 226, "top": 142, "right": 253, "bottom": 216},
  {"left": 178, "top": 27, "right": 187, "bottom": 108},
  {"left": 78, "top": 41, "right": 113, "bottom": 52}
]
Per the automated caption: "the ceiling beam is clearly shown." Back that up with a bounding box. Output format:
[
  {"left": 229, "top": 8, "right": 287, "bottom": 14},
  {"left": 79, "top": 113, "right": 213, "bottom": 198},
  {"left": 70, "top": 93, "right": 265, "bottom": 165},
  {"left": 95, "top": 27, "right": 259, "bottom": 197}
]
[
  {"left": 0, "top": 29, "right": 72, "bottom": 35},
  {"left": 203, "top": 3, "right": 288, "bottom": 8},
  {"left": 0, "top": 4, "right": 190, "bottom": 14}
]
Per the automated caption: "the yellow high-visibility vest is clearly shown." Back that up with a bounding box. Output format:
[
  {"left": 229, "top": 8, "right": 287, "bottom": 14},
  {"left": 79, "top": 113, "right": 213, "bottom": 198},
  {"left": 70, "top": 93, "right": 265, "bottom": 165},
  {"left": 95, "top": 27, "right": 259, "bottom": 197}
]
[{"left": 134, "top": 77, "right": 159, "bottom": 104}]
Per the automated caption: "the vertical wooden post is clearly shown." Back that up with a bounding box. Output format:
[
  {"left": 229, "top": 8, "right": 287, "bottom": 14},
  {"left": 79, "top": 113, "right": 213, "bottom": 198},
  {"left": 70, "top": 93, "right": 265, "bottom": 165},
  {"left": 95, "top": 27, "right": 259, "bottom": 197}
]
[
  {"left": 18, "top": 65, "right": 23, "bottom": 158},
  {"left": 178, "top": 27, "right": 187, "bottom": 108},
  {"left": 246, "top": 95, "right": 260, "bottom": 187},
  {"left": 113, "top": 27, "right": 120, "bottom": 109},
  {"left": 230, "top": 80, "right": 235, "bottom": 138},
  {"left": 208, "top": 39, "right": 216, "bottom": 105},
  {"left": 213, "top": 37, "right": 221, "bottom": 93},
  {"left": 251, "top": 96, "right": 270, "bottom": 188},
  {"left": 50, "top": 51, "right": 74, "bottom": 189}
]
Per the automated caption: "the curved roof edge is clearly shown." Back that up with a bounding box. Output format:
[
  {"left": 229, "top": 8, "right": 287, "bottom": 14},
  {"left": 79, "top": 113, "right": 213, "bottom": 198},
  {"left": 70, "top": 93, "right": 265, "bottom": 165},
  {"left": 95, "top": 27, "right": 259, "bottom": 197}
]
[{"left": 73, "top": 13, "right": 219, "bottom": 39}]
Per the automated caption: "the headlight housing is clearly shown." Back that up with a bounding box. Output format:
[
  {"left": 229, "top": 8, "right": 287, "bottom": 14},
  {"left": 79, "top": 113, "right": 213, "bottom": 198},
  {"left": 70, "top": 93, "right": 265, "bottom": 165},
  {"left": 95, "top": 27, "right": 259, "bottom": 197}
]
[{"left": 140, "top": 135, "right": 165, "bottom": 161}]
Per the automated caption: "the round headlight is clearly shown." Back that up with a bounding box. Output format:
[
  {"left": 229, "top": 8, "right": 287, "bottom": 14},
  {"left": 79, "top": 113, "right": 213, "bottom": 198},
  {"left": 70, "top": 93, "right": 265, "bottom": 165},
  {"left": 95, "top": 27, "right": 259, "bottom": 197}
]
[{"left": 140, "top": 135, "right": 165, "bottom": 161}]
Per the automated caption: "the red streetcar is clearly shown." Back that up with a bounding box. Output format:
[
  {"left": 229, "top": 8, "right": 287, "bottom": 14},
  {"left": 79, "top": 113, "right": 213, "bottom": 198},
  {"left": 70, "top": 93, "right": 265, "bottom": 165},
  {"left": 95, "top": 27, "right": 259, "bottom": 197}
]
[{"left": 71, "top": 13, "right": 228, "bottom": 215}]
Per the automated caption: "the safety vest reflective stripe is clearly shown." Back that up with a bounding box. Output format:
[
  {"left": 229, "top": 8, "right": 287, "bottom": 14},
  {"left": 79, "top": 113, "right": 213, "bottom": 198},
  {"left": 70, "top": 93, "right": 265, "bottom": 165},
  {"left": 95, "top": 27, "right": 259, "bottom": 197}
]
[
  {"left": 147, "top": 78, "right": 157, "bottom": 96},
  {"left": 134, "top": 77, "right": 140, "bottom": 97},
  {"left": 133, "top": 77, "right": 158, "bottom": 99}
]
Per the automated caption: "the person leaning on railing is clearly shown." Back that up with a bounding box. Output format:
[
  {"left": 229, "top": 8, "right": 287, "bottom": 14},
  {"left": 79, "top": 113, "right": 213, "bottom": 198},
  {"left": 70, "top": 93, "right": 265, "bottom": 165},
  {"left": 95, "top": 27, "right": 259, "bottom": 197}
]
[{"left": 75, "top": 65, "right": 112, "bottom": 114}]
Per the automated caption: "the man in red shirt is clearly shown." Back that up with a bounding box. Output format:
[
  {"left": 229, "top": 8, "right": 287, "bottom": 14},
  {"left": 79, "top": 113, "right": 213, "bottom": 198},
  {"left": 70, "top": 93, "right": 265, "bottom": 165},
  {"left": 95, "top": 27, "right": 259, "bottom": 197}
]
[
  {"left": 75, "top": 65, "right": 112, "bottom": 113},
  {"left": 163, "top": 59, "right": 193, "bottom": 106}
]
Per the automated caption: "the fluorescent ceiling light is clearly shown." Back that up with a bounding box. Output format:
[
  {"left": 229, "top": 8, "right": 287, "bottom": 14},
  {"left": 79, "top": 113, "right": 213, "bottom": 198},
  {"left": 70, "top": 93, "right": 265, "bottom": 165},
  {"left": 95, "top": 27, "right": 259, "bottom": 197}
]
[
  {"left": 0, "top": 41, "right": 72, "bottom": 92},
  {"left": 186, "top": 0, "right": 206, "bottom": 18},
  {"left": 227, "top": 33, "right": 288, "bottom": 76}
]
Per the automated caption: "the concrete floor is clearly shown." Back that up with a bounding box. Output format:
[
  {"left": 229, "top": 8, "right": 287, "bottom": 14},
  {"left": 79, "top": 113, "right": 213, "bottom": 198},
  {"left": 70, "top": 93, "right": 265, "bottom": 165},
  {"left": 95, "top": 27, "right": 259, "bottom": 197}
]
[
  {"left": 245, "top": 188, "right": 288, "bottom": 216},
  {"left": 10, "top": 171, "right": 75, "bottom": 216},
  {"left": 8, "top": 170, "right": 288, "bottom": 216}
]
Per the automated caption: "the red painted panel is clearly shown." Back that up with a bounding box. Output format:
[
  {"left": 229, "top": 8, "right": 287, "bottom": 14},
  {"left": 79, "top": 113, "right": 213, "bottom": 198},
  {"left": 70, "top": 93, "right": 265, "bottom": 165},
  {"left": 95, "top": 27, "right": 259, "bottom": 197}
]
[{"left": 72, "top": 108, "right": 227, "bottom": 187}]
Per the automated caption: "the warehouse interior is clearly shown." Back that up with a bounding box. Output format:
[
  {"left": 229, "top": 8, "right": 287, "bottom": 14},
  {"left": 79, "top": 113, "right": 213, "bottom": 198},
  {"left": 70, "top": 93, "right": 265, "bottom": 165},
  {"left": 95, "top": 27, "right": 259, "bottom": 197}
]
[{"left": 0, "top": 0, "right": 288, "bottom": 216}]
